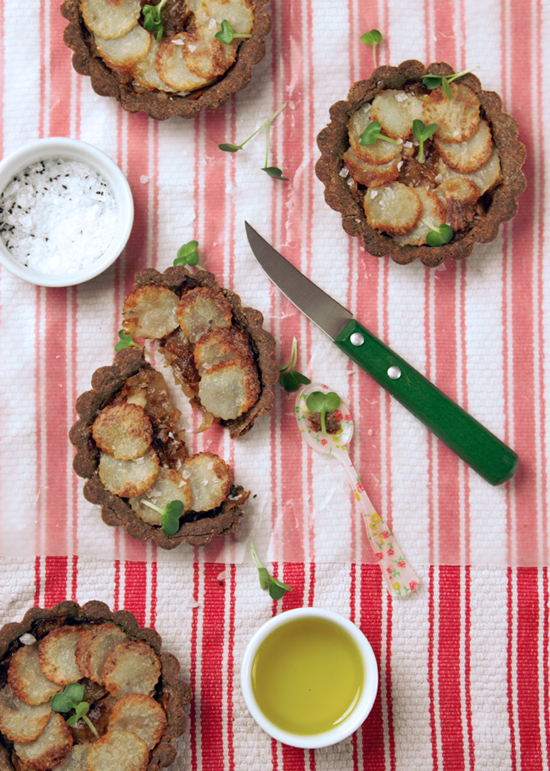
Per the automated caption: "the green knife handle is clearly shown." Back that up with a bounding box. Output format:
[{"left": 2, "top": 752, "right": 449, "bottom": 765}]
[{"left": 335, "top": 320, "right": 518, "bottom": 486}]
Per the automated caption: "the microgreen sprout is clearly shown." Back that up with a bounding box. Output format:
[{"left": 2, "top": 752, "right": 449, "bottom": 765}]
[
  {"left": 279, "top": 337, "right": 311, "bottom": 392},
  {"left": 142, "top": 0, "right": 168, "bottom": 41},
  {"left": 359, "top": 120, "right": 402, "bottom": 147},
  {"left": 215, "top": 19, "right": 252, "bottom": 44},
  {"left": 412, "top": 119, "right": 438, "bottom": 164},
  {"left": 218, "top": 104, "right": 288, "bottom": 180},
  {"left": 51, "top": 683, "right": 99, "bottom": 738},
  {"left": 115, "top": 329, "right": 151, "bottom": 357},
  {"left": 421, "top": 220, "right": 454, "bottom": 247},
  {"left": 305, "top": 391, "right": 341, "bottom": 437},
  {"left": 360, "top": 29, "right": 382, "bottom": 68},
  {"left": 173, "top": 240, "right": 201, "bottom": 268},
  {"left": 141, "top": 499, "right": 184, "bottom": 536},
  {"left": 250, "top": 542, "right": 291, "bottom": 600},
  {"left": 422, "top": 67, "right": 479, "bottom": 99}
]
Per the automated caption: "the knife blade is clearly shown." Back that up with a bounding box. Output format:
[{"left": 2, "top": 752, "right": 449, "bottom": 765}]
[{"left": 245, "top": 222, "right": 518, "bottom": 486}]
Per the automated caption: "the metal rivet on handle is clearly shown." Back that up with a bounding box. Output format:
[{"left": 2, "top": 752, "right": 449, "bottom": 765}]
[
  {"left": 388, "top": 366, "right": 401, "bottom": 380},
  {"left": 350, "top": 332, "right": 364, "bottom": 346}
]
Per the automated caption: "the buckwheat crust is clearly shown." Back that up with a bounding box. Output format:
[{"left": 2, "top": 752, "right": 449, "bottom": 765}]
[{"left": 315, "top": 60, "right": 527, "bottom": 267}]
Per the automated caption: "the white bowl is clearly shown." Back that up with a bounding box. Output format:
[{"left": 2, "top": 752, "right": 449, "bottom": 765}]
[
  {"left": 241, "top": 607, "right": 378, "bottom": 749},
  {"left": 0, "top": 137, "right": 134, "bottom": 287}
]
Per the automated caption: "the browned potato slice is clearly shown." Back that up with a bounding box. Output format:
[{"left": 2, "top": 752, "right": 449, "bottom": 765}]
[
  {"left": 437, "top": 146, "right": 501, "bottom": 195},
  {"left": 86, "top": 729, "right": 148, "bottom": 771},
  {"left": 13, "top": 713, "right": 72, "bottom": 771},
  {"left": 38, "top": 627, "right": 84, "bottom": 687},
  {"left": 8, "top": 644, "right": 61, "bottom": 706},
  {"left": 370, "top": 89, "right": 426, "bottom": 140},
  {"left": 0, "top": 686, "right": 51, "bottom": 743},
  {"left": 193, "top": 0, "right": 254, "bottom": 34},
  {"left": 109, "top": 694, "right": 167, "bottom": 750},
  {"left": 393, "top": 188, "right": 446, "bottom": 246},
  {"left": 363, "top": 182, "right": 422, "bottom": 235},
  {"left": 198, "top": 359, "right": 260, "bottom": 420},
  {"left": 435, "top": 119, "right": 493, "bottom": 173},
  {"left": 55, "top": 744, "right": 90, "bottom": 771},
  {"left": 435, "top": 178, "right": 479, "bottom": 230},
  {"left": 94, "top": 25, "right": 151, "bottom": 69},
  {"left": 348, "top": 104, "right": 402, "bottom": 165},
  {"left": 180, "top": 27, "right": 237, "bottom": 81},
  {"left": 129, "top": 468, "right": 193, "bottom": 525},
  {"left": 75, "top": 624, "right": 127, "bottom": 684},
  {"left": 343, "top": 148, "right": 400, "bottom": 188},
  {"left": 132, "top": 39, "right": 177, "bottom": 92},
  {"left": 194, "top": 327, "right": 252, "bottom": 376},
  {"left": 157, "top": 37, "right": 213, "bottom": 91},
  {"left": 98, "top": 449, "right": 160, "bottom": 498},
  {"left": 81, "top": 0, "right": 141, "bottom": 40},
  {"left": 182, "top": 452, "right": 233, "bottom": 512},
  {"left": 123, "top": 285, "right": 180, "bottom": 340},
  {"left": 92, "top": 403, "right": 153, "bottom": 461},
  {"left": 176, "top": 287, "right": 233, "bottom": 344},
  {"left": 423, "top": 83, "right": 480, "bottom": 143},
  {"left": 103, "top": 642, "right": 161, "bottom": 699}
]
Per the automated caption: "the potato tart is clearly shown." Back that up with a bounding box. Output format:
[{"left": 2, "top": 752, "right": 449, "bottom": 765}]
[
  {"left": 60, "top": 0, "right": 271, "bottom": 119},
  {"left": 0, "top": 602, "right": 192, "bottom": 771},
  {"left": 316, "top": 60, "right": 526, "bottom": 267}
]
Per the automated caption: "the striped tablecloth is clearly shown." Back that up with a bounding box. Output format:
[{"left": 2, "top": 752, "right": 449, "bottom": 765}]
[{"left": 0, "top": 0, "right": 549, "bottom": 768}]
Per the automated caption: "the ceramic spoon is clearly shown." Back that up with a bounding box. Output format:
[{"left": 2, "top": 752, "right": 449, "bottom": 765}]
[{"left": 296, "top": 383, "right": 420, "bottom": 598}]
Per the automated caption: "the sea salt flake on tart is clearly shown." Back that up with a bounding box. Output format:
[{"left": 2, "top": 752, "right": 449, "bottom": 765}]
[
  {"left": 370, "top": 89, "right": 426, "bottom": 140},
  {"left": 123, "top": 286, "right": 180, "bottom": 340},
  {"left": 13, "top": 712, "right": 73, "bottom": 771},
  {"left": 37, "top": 627, "right": 84, "bottom": 687},
  {"left": 423, "top": 83, "right": 480, "bottom": 143},
  {"left": 176, "top": 287, "right": 233, "bottom": 344},
  {"left": 393, "top": 188, "right": 446, "bottom": 246},
  {"left": 435, "top": 178, "right": 479, "bottom": 231},
  {"left": 80, "top": 0, "right": 141, "bottom": 40},
  {"left": 343, "top": 147, "right": 400, "bottom": 188},
  {"left": 109, "top": 694, "right": 167, "bottom": 750},
  {"left": 103, "top": 642, "right": 161, "bottom": 700},
  {"left": 434, "top": 118, "right": 493, "bottom": 173},
  {"left": 92, "top": 403, "right": 153, "bottom": 461},
  {"left": 129, "top": 468, "right": 193, "bottom": 526},
  {"left": 75, "top": 623, "right": 128, "bottom": 684},
  {"left": 98, "top": 449, "right": 160, "bottom": 498},
  {"left": 8, "top": 644, "right": 61, "bottom": 706},
  {"left": 0, "top": 686, "right": 51, "bottom": 743},
  {"left": 197, "top": 359, "right": 261, "bottom": 420},
  {"left": 94, "top": 25, "right": 151, "bottom": 69},
  {"left": 85, "top": 729, "right": 149, "bottom": 771},
  {"left": 182, "top": 452, "right": 233, "bottom": 512},
  {"left": 363, "top": 182, "right": 423, "bottom": 235}
]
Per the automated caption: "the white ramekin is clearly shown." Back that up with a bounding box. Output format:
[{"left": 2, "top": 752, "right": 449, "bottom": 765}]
[
  {"left": 0, "top": 137, "right": 134, "bottom": 287},
  {"left": 241, "top": 607, "right": 379, "bottom": 749}
]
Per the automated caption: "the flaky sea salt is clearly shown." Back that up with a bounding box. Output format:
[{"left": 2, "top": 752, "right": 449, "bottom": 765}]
[{"left": 0, "top": 158, "right": 118, "bottom": 275}]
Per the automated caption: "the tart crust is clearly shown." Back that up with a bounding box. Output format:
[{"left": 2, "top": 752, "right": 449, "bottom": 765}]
[{"left": 315, "top": 60, "right": 527, "bottom": 267}]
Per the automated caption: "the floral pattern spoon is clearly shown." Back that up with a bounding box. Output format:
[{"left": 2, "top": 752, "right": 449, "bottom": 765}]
[{"left": 295, "top": 383, "right": 420, "bottom": 598}]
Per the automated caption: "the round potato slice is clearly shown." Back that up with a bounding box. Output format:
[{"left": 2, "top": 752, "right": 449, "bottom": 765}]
[
  {"left": 132, "top": 39, "right": 177, "bottom": 92},
  {"left": 176, "top": 287, "right": 233, "bottom": 344},
  {"left": 198, "top": 359, "right": 260, "bottom": 420},
  {"left": 343, "top": 147, "right": 400, "bottom": 189},
  {"left": 55, "top": 744, "right": 90, "bottom": 771},
  {"left": 182, "top": 452, "right": 233, "bottom": 512},
  {"left": 75, "top": 624, "right": 128, "bottom": 685},
  {"left": 98, "top": 449, "right": 160, "bottom": 498},
  {"left": 122, "top": 285, "right": 180, "bottom": 340},
  {"left": 92, "top": 403, "right": 153, "bottom": 461},
  {"left": 81, "top": 0, "right": 141, "bottom": 40},
  {"left": 434, "top": 119, "right": 493, "bottom": 173},
  {"left": 103, "top": 642, "right": 161, "bottom": 700},
  {"left": 129, "top": 467, "right": 193, "bottom": 526},
  {"left": 0, "top": 686, "right": 51, "bottom": 743},
  {"left": 179, "top": 27, "right": 237, "bottom": 81},
  {"left": 86, "top": 729, "right": 148, "bottom": 771},
  {"left": 109, "top": 694, "right": 167, "bottom": 750},
  {"left": 437, "top": 146, "right": 502, "bottom": 195},
  {"left": 363, "top": 182, "right": 423, "bottom": 236},
  {"left": 13, "top": 712, "right": 72, "bottom": 771},
  {"left": 156, "top": 37, "right": 212, "bottom": 92},
  {"left": 423, "top": 83, "right": 480, "bottom": 143},
  {"left": 348, "top": 104, "right": 402, "bottom": 166},
  {"left": 435, "top": 178, "right": 479, "bottom": 231},
  {"left": 370, "top": 89, "right": 426, "bottom": 140},
  {"left": 193, "top": 0, "right": 254, "bottom": 34},
  {"left": 193, "top": 326, "right": 252, "bottom": 376},
  {"left": 38, "top": 627, "right": 84, "bottom": 687},
  {"left": 393, "top": 188, "right": 446, "bottom": 246},
  {"left": 8, "top": 643, "right": 61, "bottom": 706},
  {"left": 94, "top": 25, "right": 151, "bottom": 69}
]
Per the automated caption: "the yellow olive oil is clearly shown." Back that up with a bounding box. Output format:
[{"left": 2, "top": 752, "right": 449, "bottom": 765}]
[{"left": 251, "top": 617, "right": 364, "bottom": 735}]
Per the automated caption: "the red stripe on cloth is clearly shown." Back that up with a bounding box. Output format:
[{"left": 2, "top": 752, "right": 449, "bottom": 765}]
[
  {"left": 123, "top": 561, "right": 147, "bottom": 625},
  {"left": 49, "top": 0, "right": 73, "bottom": 136},
  {"left": 44, "top": 556, "right": 68, "bottom": 607},
  {"left": 428, "top": 565, "right": 439, "bottom": 770},
  {"left": 34, "top": 557, "right": 41, "bottom": 607},
  {"left": 506, "top": 568, "right": 517, "bottom": 771},
  {"left": 149, "top": 561, "right": 157, "bottom": 629},
  {"left": 463, "top": 566, "right": 474, "bottom": 769},
  {"left": 113, "top": 559, "right": 121, "bottom": 611},
  {"left": 71, "top": 555, "right": 78, "bottom": 602},
  {"left": 226, "top": 564, "right": 237, "bottom": 771},
  {"left": 543, "top": 569, "right": 550, "bottom": 762},
  {"left": 189, "top": 562, "right": 199, "bottom": 771}
]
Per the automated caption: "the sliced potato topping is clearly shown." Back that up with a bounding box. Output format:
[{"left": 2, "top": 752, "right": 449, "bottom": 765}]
[
  {"left": 393, "top": 188, "right": 446, "bottom": 246},
  {"left": 423, "top": 83, "right": 480, "bottom": 143},
  {"left": 123, "top": 285, "right": 180, "bottom": 340},
  {"left": 157, "top": 37, "right": 213, "bottom": 91},
  {"left": 86, "top": 729, "right": 149, "bottom": 771},
  {"left": 109, "top": 694, "right": 167, "bottom": 750},
  {"left": 348, "top": 104, "right": 402, "bottom": 166},
  {"left": 103, "top": 642, "right": 161, "bottom": 700},
  {"left": 363, "top": 182, "right": 422, "bottom": 236},
  {"left": 94, "top": 25, "right": 151, "bottom": 69},
  {"left": 176, "top": 287, "right": 233, "bottom": 344},
  {"left": 132, "top": 38, "right": 177, "bottom": 92},
  {"left": 38, "top": 627, "right": 84, "bottom": 687},
  {"left": 370, "top": 89, "right": 426, "bottom": 140},
  {"left": 343, "top": 147, "right": 400, "bottom": 189},
  {"left": 124, "top": 370, "right": 182, "bottom": 434},
  {"left": 98, "top": 449, "right": 160, "bottom": 498},
  {"left": 193, "top": 326, "right": 252, "bottom": 376},
  {"left": 435, "top": 119, "right": 493, "bottom": 173},
  {"left": 8, "top": 643, "right": 61, "bottom": 706},
  {"left": 0, "top": 686, "right": 51, "bottom": 743},
  {"left": 75, "top": 624, "right": 127, "bottom": 685},
  {"left": 193, "top": 0, "right": 254, "bottom": 34},
  {"left": 13, "top": 712, "right": 72, "bottom": 771},
  {"left": 92, "top": 403, "right": 153, "bottom": 461},
  {"left": 437, "top": 146, "right": 501, "bottom": 195},
  {"left": 177, "top": 27, "right": 237, "bottom": 81},
  {"left": 55, "top": 744, "right": 90, "bottom": 771},
  {"left": 182, "top": 452, "right": 233, "bottom": 512},
  {"left": 435, "top": 178, "right": 479, "bottom": 231},
  {"left": 198, "top": 359, "right": 261, "bottom": 420},
  {"left": 81, "top": 0, "right": 141, "bottom": 40},
  {"left": 129, "top": 468, "right": 193, "bottom": 526}
]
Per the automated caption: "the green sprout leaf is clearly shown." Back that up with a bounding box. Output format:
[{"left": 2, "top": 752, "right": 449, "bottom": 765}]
[
  {"left": 360, "top": 29, "right": 382, "bottom": 68},
  {"left": 50, "top": 683, "right": 98, "bottom": 738},
  {"left": 142, "top": 0, "right": 168, "bottom": 41},
  {"left": 115, "top": 329, "right": 142, "bottom": 353},
  {"left": 422, "top": 67, "right": 479, "bottom": 98},
  {"left": 412, "top": 119, "right": 438, "bottom": 164},
  {"left": 262, "top": 166, "right": 289, "bottom": 180},
  {"left": 250, "top": 543, "right": 291, "bottom": 601},
  {"left": 422, "top": 220, "right": 454, "bottom": 247},
  {"left": 173, "top": 240, "right": 200, "bottom": 267},
  {"left": 141, "top": 499, "right": 184, "bottom": 536},
  {"left": 306, "top": 391, "right": 341, "bottom": 437},
  {"left": 279, "top": 337, "right": 311, "bottom": 393},
  {"left": 218, "top": 104, "right": 288, "bottom": 181},
  {"left": 358, "top": 120, "right": 402, "bottom": 147},
  {"left": 214, "top": 19, "right": 252, "bottom": 44}
]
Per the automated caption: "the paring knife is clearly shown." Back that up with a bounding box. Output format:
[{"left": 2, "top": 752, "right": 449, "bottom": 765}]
[{"left": 245, "top": 222, "right": 518, "bottom": 486}]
